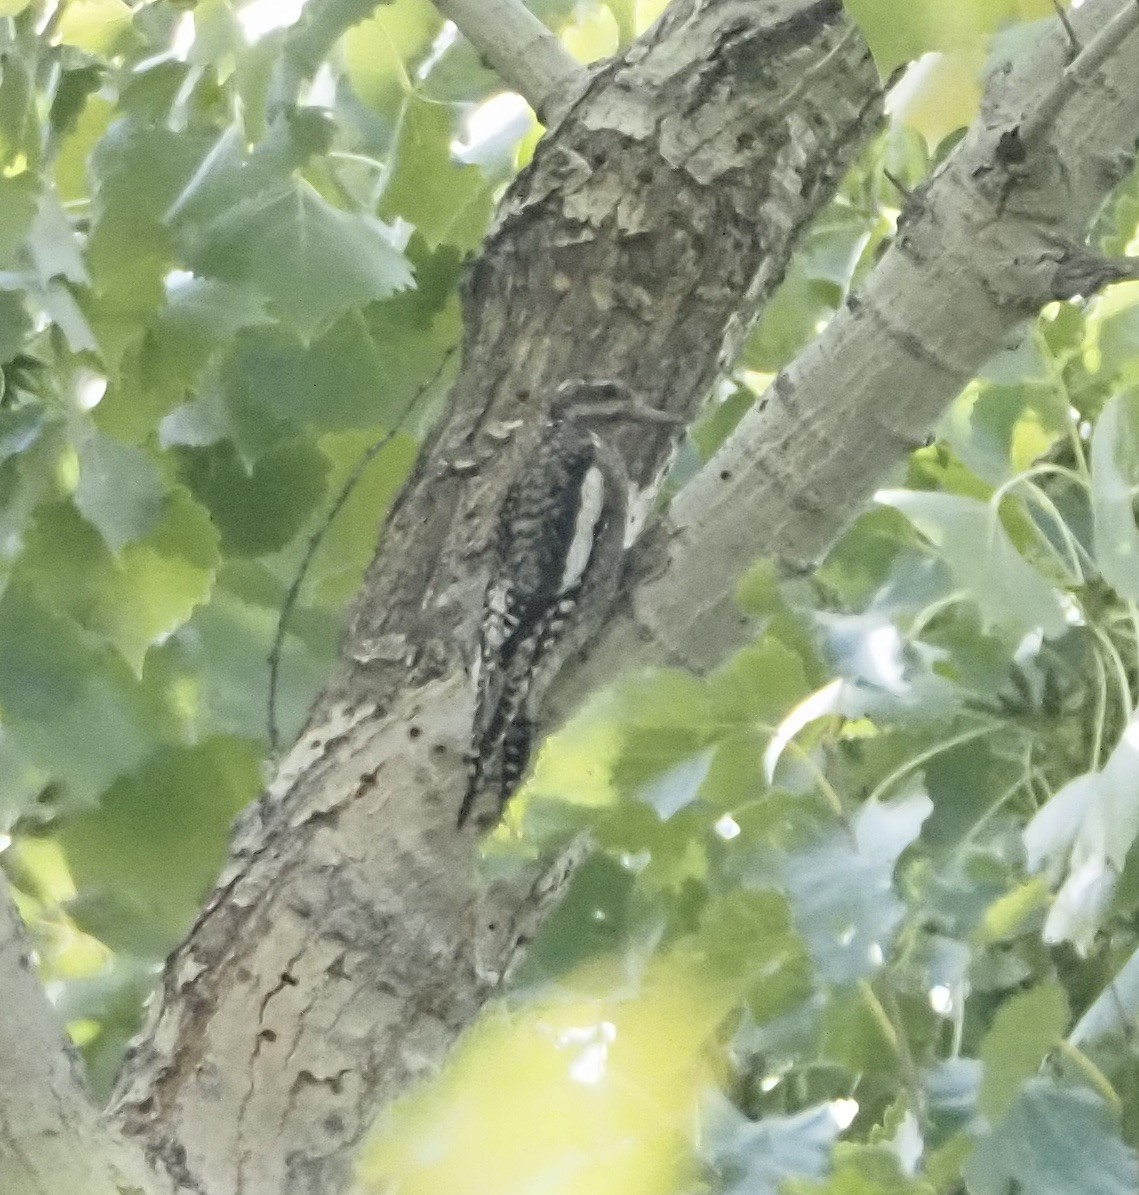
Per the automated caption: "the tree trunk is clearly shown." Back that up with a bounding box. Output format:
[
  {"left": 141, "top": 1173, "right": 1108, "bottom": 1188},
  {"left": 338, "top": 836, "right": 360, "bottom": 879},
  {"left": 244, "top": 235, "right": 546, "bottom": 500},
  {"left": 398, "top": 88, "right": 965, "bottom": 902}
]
[
  {"left": 105, "top": 3, "right": 882, "bottom": 1192},
  {"left": 2, "top": 0, "right": 1135, "bottom": 1193}
]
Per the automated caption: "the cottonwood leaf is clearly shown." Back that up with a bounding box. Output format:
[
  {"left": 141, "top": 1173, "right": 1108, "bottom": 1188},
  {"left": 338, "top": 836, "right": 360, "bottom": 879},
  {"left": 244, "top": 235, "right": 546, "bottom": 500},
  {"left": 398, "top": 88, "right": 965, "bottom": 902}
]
[
  {"left": 186, "top": 182, "right": 413, "bottom": 336},
  {"left": 783, "top": 791, "right": 932, "bottom": 984},
  {"left": 1091, "top": 390, "right": 1139, "bottom": 600},
  {"left": 1026, "top": 715, "right": 1139, "bottom": 950},
  {"left": 59, "top": 738, "right": 261, "bottom": 947},
  {"left": 74, "top": 431, "right": 166, "bottom": 552},
  {"left": 879, "top": 490, "right": 1067, "bottom": 638},
  {"left": 965, "top": 1079, "right": 1138, "bottom": 1195},
  {"left": 978, "top": 984, "right": 1069, "bottom": 1121},
  {"left": 701, "top": 1092, "right": 842, "bottom": 1195}
]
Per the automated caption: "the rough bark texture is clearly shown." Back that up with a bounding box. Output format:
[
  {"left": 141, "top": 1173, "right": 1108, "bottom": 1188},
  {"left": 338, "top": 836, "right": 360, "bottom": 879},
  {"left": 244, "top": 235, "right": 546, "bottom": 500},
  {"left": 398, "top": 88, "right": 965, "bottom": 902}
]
[
  {"left": 106, "top": 3, "right": 884, "bottom": 1192},
  {"left": 563, "top": 0, "right": 1139, "bottom": 695},
  {"left": 0, "top": 875, "right": 167, "bottom": 1195}
]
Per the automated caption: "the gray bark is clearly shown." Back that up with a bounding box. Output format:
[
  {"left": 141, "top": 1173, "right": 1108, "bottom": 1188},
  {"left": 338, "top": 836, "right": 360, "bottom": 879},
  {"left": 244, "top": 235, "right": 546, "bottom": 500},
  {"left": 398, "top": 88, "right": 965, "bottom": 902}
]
[
  {"left": 0, "top": 874, "right": 167, "bottom": 1195},
  {"left": 99, "top": 1, "right": 1139, "bottom": 1194},
  {"left": 107, "top": 2, "right": 883, "bottom": 1192},
  {"left": 566, "top": 0, "right": 1139, "bottom": 699}
]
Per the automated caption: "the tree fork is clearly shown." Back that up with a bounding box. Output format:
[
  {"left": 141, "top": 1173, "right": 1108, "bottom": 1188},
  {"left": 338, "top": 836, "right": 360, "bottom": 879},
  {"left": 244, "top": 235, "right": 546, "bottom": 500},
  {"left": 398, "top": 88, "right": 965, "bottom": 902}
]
[{"left": 107, "top": 2, "right": 884, "bottom": 1192}]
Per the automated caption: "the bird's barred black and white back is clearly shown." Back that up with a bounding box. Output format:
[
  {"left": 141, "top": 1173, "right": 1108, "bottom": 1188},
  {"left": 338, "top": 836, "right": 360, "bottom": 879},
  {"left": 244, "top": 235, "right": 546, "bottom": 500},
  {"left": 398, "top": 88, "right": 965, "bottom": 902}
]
[
  {"left": 459, "top": 381, "right": 681, "bottom": 829},
  {"left": 459, "top": 406, "right": 630, "bottom": 827}
]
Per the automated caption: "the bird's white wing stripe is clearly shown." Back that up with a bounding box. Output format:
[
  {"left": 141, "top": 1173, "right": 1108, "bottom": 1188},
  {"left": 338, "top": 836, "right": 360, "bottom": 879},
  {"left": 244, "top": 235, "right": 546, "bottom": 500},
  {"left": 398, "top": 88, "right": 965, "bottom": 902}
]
[{"left": 558, "top": 464, "right": 605, "bottom": 594}]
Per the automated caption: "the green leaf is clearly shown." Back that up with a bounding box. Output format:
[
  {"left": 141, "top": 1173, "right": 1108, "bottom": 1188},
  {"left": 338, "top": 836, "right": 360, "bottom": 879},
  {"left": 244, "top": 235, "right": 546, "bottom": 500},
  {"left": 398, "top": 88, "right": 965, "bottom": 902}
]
[
  {"left": 633, "top": 747, "right": 716, "bottom": 819},
  {"left": 269, "top": 0, "right": 387, "bottom": 112},
  {"left": 1097, "top": 284, "right": 1139, "bottom": 383},
  {"left": 160, "top": 569, "right": 338, "bottom": 743},
  {"left": 91, "top": 120, "right": 215, "bottom": 224},
  {"left": 785, "top": 1141, "right": 935, "bottom": 1194},
  {"left": 783, "top": 792, "right": 931, "bottom": 985},
  {"left": 74, "top": 430, "right": 166, "bottom": 551},
  {"left": 378, "top": 94, "right": 492, "bottom": 251},
  {"left": 710, "top": 637, "right": 812, "bottom": 728},
  {"left": 344, "top": 1, "right": 442, "bottom": 119},
  {"left": 0, "top": 582, "right": 156, "bottom": 808},
  {"left": 0, "top": 404, "right": 44, "bottom": 461},
  {"left": 1091, "top": 390, "right": 1139, "bottom": 600},
  {"left": 218, "top": 312, "right": 395, "bottom": 448},
  {"left": 21, "top": 493, "right": 219, "bottom": 673},
  {"left": 843, "top": 0, "right": 1055, "bottom": 71},
  {"left": 510, "top": 853, "right": 635, "bottom": 984},
  {"left": 99, "top": 277, "right": 273, "bottom": 442},
  {"left": 56, "top": 0, "right": 133, "bottom": 55},
  {"left": 0, "top": 42, "right": 35, "bottom": 169},
  {"left": 0, "top": 288, "right": 32, "bottom": 360},
  {"left": 58, "top": 738, "right": 262, "bottom": 947},
  {"left": 27, "top": 187, "right": 88, "bottom": 285},
  {"left": 879, "top": 490, "right": 1068, "bottom": 639},
  {"left": 978, "top": 984, "right": 1069, "bottom": 1121},
  {"left": 178, "top": 438, "right": 331, "bottom": 557},
  {"left": 701, "top": 1093, "right": 841, "bottom": 1195},
  {"left": 965, "top": 1079, "right": 1138, "bottom": 1195},
  {"left": 304, "top": 428, "right": 419, "bottom": 606},
  {"left": 0, "top": 578, "right": 91, "bottom": 718},
  {"left": 186, "top": 182, "right": 413, "bottom": 336},
  {"left": 0, "top": 170, "right": 38, "bottom": 267},
  {"left": 700, "top": 890, "right": 814, "bottom": 1023}
]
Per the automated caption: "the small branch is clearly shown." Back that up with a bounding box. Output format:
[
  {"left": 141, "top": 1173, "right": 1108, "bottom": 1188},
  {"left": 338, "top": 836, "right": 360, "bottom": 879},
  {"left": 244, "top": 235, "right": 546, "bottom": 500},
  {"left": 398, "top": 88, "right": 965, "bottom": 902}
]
[
  {"left": 429, "top": 0, "right": 587, "bottom": 122},
  {"left": 1052, "top": 0, "right": 1082, "bottom": 57},
  {"left": 0, "top": 873, "right": 167, "bottom": 1195},
  {"left": 1021, "top": 0, "right": 1139, "bottom": 145}
]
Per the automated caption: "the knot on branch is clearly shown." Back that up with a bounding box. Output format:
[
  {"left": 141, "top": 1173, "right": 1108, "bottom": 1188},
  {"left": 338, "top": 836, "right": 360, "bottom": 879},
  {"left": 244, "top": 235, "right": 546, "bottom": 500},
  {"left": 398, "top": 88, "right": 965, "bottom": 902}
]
[{"left": 1046, "top": 244, "right": 1139, "bottom": 301}]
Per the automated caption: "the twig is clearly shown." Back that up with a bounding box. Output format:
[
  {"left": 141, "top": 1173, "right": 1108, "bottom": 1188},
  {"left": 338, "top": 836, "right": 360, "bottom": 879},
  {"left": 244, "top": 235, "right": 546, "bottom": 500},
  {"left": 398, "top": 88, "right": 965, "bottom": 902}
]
[
  {"left": 429, "top": 0, "right": 586, "bottom": 123},
  {"left": 881, "top": 167, "right": 912, "bottom": 201},
  {"left": 1021, "top": 0, "right": 1139, "bottom": 146},
  {"left": 267, "top": 346, "right": 458, "bottom": 752},
  {"left": 1052, "top": 0, "right": 1082, "bottom": 56}
]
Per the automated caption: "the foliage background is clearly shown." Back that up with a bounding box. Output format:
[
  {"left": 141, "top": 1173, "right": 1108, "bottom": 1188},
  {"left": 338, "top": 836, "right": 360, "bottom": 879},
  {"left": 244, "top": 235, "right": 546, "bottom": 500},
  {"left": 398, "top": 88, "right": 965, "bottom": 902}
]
[{"left": 1, "top": 0, "right": 1138, "bottom": 1192}]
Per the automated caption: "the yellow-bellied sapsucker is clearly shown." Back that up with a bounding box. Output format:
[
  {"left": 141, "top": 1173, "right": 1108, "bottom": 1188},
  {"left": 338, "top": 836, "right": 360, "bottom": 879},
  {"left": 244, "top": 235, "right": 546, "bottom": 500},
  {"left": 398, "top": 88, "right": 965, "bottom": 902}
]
[{"left": 459, "top": 380, "right": 680, "bottom": 828}]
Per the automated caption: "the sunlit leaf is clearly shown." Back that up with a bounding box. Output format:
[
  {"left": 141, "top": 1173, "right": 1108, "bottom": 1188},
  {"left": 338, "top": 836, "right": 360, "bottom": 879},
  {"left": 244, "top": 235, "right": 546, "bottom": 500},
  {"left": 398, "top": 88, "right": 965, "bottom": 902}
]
[
  {"left": 55, "top": 0, "right": 132, "bottom": 54},
  {"left": 843, "top": 0, "right": 1054, "bottom": 71}
]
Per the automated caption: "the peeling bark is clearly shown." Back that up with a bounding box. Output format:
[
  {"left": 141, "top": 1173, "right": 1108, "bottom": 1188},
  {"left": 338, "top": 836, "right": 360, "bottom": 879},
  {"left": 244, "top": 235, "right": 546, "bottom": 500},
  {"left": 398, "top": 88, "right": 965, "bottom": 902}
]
[
  {"left": 9, "top": 0, "right": 1135, "bottom": 1192},
  {"left": 107, "top": 3, "right": 883, "bottom": 1192},
  {"left": 104, "top": 0, "right": 1139, "bottom": 1191}
]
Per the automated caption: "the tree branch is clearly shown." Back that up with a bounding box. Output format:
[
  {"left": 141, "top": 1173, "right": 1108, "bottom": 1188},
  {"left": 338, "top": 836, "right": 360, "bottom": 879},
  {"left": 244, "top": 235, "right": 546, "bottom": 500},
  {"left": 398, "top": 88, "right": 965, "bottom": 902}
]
[
  {"left": 0, "top": 874, "right": 167, "bottom": 1195},
  {"left": 429, "top": 0, "right": 587, "bottom": 123},
  {"left": 106, "top": 1, "right": 1139, "bottom": 1191},
  {"left": 108, "top": 3, "right": 884, "bottom": 1190},
  {"left": 566, "top": 0, "right": 1139, "bottom": 690}
]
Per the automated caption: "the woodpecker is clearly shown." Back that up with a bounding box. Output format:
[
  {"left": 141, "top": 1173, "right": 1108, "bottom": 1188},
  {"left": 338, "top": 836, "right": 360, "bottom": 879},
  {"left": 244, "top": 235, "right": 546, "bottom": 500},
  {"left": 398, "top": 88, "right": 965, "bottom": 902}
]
[{"left": 459, "top": 380, "right": 681, "bottom": 828}]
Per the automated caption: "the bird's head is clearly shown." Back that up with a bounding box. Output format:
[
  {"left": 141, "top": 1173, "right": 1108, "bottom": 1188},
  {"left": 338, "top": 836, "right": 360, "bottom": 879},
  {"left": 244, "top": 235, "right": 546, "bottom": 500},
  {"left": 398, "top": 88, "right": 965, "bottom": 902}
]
[{"left": 549, "top": 379, "right": 682, "bottom": 428}]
